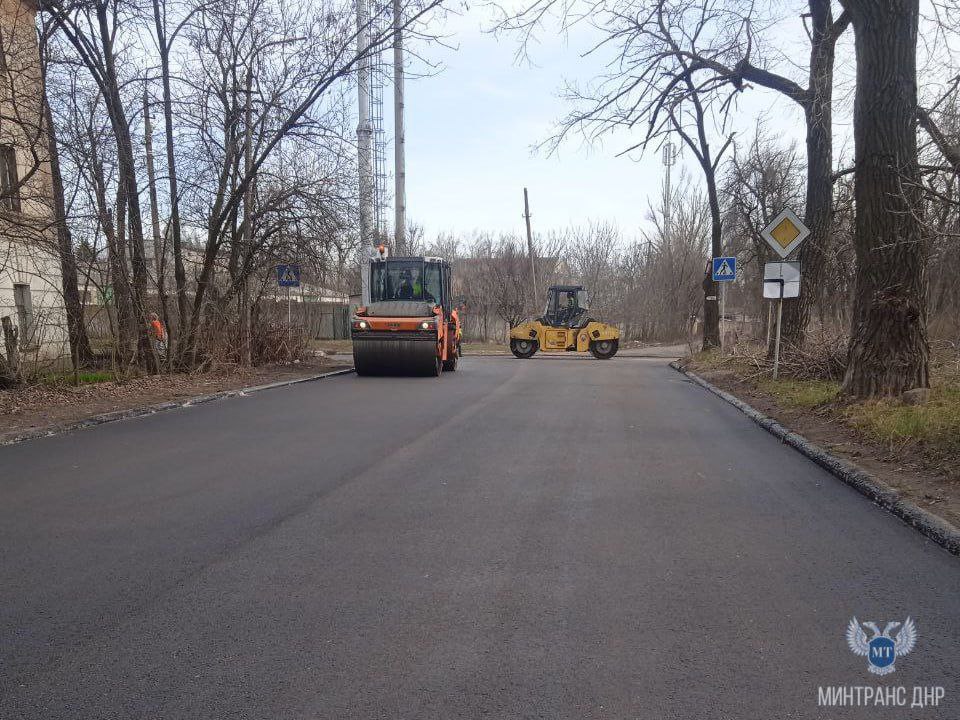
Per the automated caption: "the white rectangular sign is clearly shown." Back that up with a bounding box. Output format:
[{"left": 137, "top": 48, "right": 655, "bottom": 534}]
[{"left": 763, "top": 261, "right": 801, "bottom": 299}]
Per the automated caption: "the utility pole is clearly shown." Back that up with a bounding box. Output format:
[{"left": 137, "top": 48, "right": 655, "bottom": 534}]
[
  {"left": 142, "top": 89, "right": 162, "bottom": 284},
  {"left": 523, "top": 188, "right": 537, "bottom": 301},
  {"left": 356, "top": 0, "right": 374, "bottom": 249},
  {"left": 662, "top": 139, "right": 676, "bottom": 241},
  {"left": 240, "top": 60, "right": 255, "bottom": 367},
  {"left": 393, "top": 0, "right": 406, "bottom": 253},
  {"left": 143, "top": 89, "right": 169, "bottom": 369}
]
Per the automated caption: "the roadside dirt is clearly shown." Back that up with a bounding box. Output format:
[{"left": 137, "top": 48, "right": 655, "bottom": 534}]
[
  {"left": 691, "top": 367, "right": 960, "bottom": 531},
  {"left": 0, "top": 358, "right": 351, "bottom": 442}
]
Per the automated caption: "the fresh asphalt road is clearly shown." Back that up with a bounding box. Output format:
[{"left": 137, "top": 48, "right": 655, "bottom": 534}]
[{"left": 1, "top": 355, "right": 958, "bottom": 719}]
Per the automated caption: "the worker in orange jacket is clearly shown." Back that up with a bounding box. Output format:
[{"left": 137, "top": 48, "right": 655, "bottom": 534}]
[{"left": 148, "top": 312, "right": 167, "bottom": 360}]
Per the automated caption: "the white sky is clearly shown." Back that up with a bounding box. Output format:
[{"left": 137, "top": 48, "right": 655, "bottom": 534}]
[{"left": 388, "top": 3, "right": 865, "bottom": 240}]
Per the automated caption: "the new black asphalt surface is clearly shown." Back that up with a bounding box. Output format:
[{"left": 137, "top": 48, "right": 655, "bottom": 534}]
[{"left": 1, "top": 355, "right": 958, "bottom": 719}]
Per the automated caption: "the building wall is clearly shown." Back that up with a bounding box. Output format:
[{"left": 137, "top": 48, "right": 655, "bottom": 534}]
[{"left": 0, "top": 0, "right": 69, "bottom": 369}]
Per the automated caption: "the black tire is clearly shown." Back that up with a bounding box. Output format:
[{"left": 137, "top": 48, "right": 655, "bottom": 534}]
[
  {"left": 589, "top": 339, "right": 618, "bottom": 359},
  {"left": 352, "top": 346, "right": 370, "bottom": 376},
  {"left": 442, "top": 352, "right": 458, "bottom": 372},
  {"left": 510, "top": 338, "right": 538, "bottom": 359}
]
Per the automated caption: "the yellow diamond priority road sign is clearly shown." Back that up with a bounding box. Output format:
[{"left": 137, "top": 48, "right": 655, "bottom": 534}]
[{"left": 761, "top": 207, "right": 810, "bottom": 259}]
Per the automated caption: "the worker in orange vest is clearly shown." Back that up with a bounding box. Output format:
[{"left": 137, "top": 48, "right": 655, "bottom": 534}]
[{"left": 148, "top": 312, "right": 167, "bottom": 359}]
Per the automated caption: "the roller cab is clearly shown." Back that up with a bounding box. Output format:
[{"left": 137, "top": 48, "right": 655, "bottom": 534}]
[{"left": 352, "top": 253, "right": 461, "bottom": 376}]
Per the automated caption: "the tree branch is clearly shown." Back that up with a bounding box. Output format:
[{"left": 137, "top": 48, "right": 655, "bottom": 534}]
[{"left": 917, "top": 106, "right": 960, "bottom": 175}]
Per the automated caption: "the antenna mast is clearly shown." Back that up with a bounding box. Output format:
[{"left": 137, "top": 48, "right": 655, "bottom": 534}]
[
  {"left": 357, "top": 0, "right": 374, "bottom": 248},
  {"left": 662, "top": 139, "right": 676, "bottom": 244},
  {"left": 370, "top": 2, "right": 389, "bottom": 242},
  {"left": 393, "top": 0, "right": 406, "bottom": 253}
]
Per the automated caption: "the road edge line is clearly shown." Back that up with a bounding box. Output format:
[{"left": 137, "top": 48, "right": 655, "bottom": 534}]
[
  {"left": 670, "top": 360, "right": 960, "bottom": 557},
  {"left": 0, "top": 367, "right": 356, "bottom": 447}
]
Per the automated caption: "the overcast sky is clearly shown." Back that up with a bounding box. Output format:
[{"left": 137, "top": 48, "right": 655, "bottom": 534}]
[
  {"left": 360, "top": 1, "right": 960, "bottom": 242},
  {"left": 385, "top": 4, "right": 851, "bottom": 241}
]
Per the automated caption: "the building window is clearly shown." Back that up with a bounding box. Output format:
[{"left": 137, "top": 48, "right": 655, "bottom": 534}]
[
  {"left": 13, "top": 283, "right": 33, "bottom": 344},
  {"left": 0, "top": 145, "right": 21, "bottom": 212}
]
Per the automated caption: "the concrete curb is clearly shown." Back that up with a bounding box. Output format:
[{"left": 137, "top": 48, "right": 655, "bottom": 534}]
[
  {"left": 0, "top": 367, "right": 355, "bottom": 448},
  {"left": 670, "top": 360, "right": 960, "bottom": 557}
]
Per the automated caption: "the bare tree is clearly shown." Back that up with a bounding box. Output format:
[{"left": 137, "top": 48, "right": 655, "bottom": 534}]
[
  {"left": 44, "top": 0, "right": 159, "bottom": 371},
  {"left": 647, "top": 0, "right": 850, "bottom": 346},
  {"left": 497, "top": 0, "right": 736, "bottom": 348},
  {"left": 41, "top": 0, "right": 444, "bottom": 371},
  {"left": 44, "top": 93, "right": 94, "bottom": 367},
  {"left": 172, "top": 0, "right": 442, "bottom": 366}
]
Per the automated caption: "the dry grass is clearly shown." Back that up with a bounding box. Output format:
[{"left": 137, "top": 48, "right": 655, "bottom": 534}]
[
  {"left": 41, "top": 371, "right": 116, "bottom": 387},
  {"left": 845, "top": 350, "right": 960, "bottom": 459},
  {"left": 756, "top": 378, "right": 840, "bottom": 408}
]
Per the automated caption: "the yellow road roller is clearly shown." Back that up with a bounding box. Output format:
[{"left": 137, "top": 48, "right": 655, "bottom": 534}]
[{"left": 509, "top": 285, "right": 619, "bottom": 360}]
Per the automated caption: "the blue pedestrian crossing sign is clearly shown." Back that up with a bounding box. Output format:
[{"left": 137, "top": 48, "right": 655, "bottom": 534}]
[
  {"left": 712, "top": 256, "right": 737, "bottom": 282},
  {"left": 277, "top": 263, "right": 301, "bottom": 287}
]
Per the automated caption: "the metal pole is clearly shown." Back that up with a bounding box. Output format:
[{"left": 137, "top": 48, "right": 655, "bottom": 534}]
[
  {"left": 393, "top": 0, "right": 406, "bottom": 252},
  {"left": 142, "top": 88, "right": 162, "bottom": 284},
  {"left": 357, "top": 0, "right": 374, "bottom": 248},
  {"left": 765, "top": 301, "right": 773, "bottom": 349},
  {"left": 523, "top": 187, "right": 537, "bottom": 301},
  {"left": 662, "top": 140, "right": 674, "bottom": 241},
  {"left": 720, "top": 280, "right": 725, "bottom": 351},
  {"left": 241, "top": 59, "right": 255, "bottom": 367},
  {"left": 773, "top": 295, "right": 783, "bottom": 379},
  {"left": 287, "top": 285, "right": 291, "bottom": 327}
]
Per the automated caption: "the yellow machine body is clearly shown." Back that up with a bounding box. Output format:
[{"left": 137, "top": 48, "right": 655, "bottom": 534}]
[{"left": 510, "top": 319, "right": 619, "bottom": 353}]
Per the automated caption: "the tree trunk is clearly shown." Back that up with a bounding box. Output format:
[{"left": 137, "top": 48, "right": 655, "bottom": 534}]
[
  {"left": 781, "top": 0, "right": 839, "bottom": 345},
  {"left": 96, "top": 5, "right": 156, "bottom": 373},
  {"left": 152, "top": 0, "right": 188, "bottom": 359},
  {"left": 44, "top": 96, "right": 93, "bottom": 367},
  {"left": 841, "top": 0, "right": 929, "bottom": 397},
  {"left": 1, "top": 315, "right": 20, "bottom": 387},
  {"left": 89, "top": 125, "right": 135, "bottom": 366},
  {"left": 701, "top": 269, "right": 720, "bottom": 349},
  {"left": 183, "top": 96, "right": 240, "bottom": 367},
  {"left": 701, "top": 160, "right": 722, "bottom": 350}
]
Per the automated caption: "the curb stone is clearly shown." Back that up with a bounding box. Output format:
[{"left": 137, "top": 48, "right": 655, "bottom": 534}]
[
  {"left": 670, "top": 360, "right": 960, "bottom": 557},
  {"left": 0, "top": 367, "right": 355, "bottom": 447}
]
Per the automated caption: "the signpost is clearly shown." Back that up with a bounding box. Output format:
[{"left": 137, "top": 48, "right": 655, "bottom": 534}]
[
  {"left": 763, "top": 261, "right": 801, "bottom": 379},
  {"left": 759, "top": 208, "right": 808, "bottom": 378},
  {"left": 712, "top": 257, "right": 736, "bottom": 347},
  {"left": 277, "top": 264, "right": 301, "bottom": 327}
]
